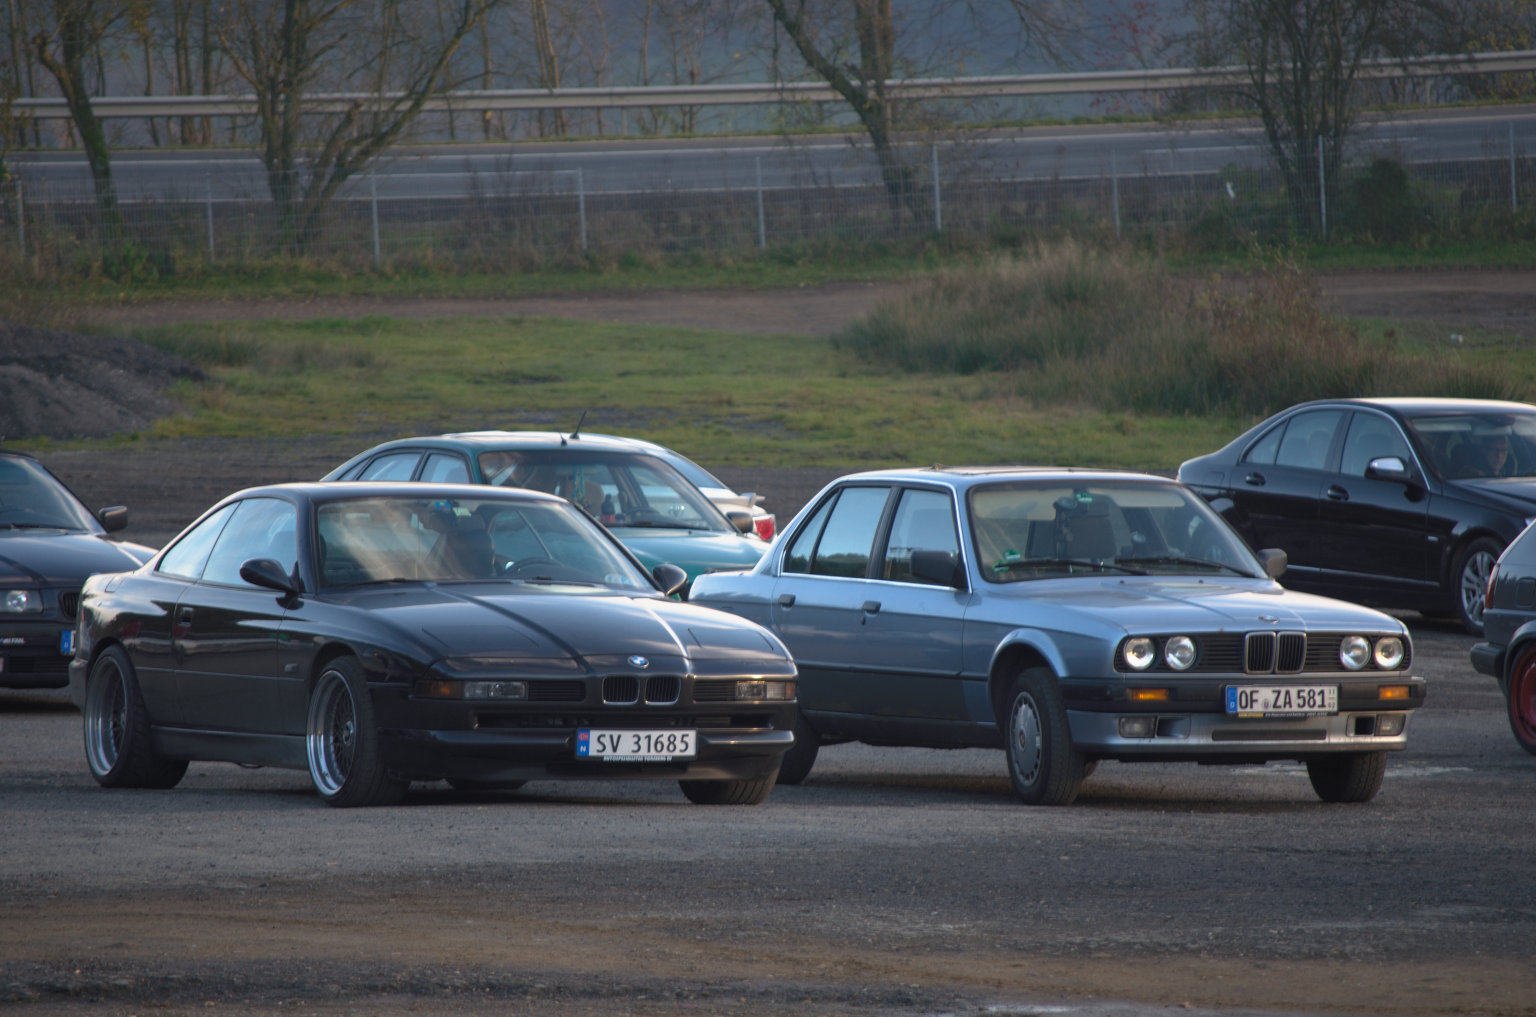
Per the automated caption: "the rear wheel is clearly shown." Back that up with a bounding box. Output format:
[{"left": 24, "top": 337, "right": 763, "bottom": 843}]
[
  {"left": 82, "top": 646, "right": 187, "bottom": 789},
  {"left": 680, "top": 766, "right": 779, "bottom": 805},
  {"left": 1505, "top": 647, "right": 1536, "bottom": 755},
  {"left": 306, "top": 657, "right": 407, "bottom": 808},
  {"left": 1002, "top": 667, "right": 1085, "bottom": 806},
  {"left": 1453, "top": 537, "right": 1502, "bottom": 635},
  {"left": 1306, "top": 751, "right": 1387, "bottom": 803},
  {"left": 775, "top": 708, "right": 821, "bottom": 785}
]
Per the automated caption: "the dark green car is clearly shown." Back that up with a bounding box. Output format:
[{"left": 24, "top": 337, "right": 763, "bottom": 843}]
[{"left": 323, "top": 431, "right": 767, "bottom": 594}]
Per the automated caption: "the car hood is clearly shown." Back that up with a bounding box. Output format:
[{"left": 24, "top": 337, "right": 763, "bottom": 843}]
[
  {"left": 986, "top": 576, "right": 1403, "bottom": 633},
  {"left": 0, "top": 531, "right": 155, "bottom": 585},
  {"left": 338, "top": 584, "right": 791, "bottom": 669},
  {"left": 1444, "top": 476, "right": 1536, "bottom": 511},
  {"left": 608, "top": 529, "right": 766, "bottom": 580}
]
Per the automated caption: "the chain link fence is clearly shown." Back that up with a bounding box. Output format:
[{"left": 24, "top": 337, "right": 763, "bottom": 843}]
[{"left": 3, "top": 123, "right": 1532, "bottom": 273}]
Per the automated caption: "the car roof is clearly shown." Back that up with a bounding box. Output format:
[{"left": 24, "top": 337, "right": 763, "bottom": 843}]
[
  {"left": 213, "top": 481, "right": 570, "bottom": 507},
  {"left": 361, "top": 431, "right": 659, "bottom": 453},
  {"left": 1282, "top": 397, "right": 1536, "bottom": 417},
  {"left": 825, "top": 465, "right": 1177, "bottom": 489}
]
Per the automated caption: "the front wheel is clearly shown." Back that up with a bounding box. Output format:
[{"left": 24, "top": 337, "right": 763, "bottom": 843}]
[
  {"left": 1453, "top": 537, "right": 1503, "bottom": 635},
  {"left": 82, "top": 646, "right": 187, "bottom": 789},
  {"left": 775, "top": 709, "right": 821, "bottom": 785},
  {"left": 1306, "top": 751, "right": 1387, "bottom": 803},
  {"left": 680, "top": 766, "right": 778, "bottom": 805},
  {"left": 1505, "top": 646, "right": 1536, "bottom": 755},
  {"left": 1002, "top": 667, "right": 1085, "bottom": 806},
  {"left": 306, "top": 657, "right": 407, "bottom": 808}
]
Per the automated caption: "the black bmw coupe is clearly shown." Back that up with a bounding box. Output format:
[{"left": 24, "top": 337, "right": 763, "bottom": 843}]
[{"left": 68, "top": 482, "right": 797, "bottom": 807}]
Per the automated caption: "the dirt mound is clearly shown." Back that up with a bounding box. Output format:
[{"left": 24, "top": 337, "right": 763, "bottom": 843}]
[{"left": 0, "top": 321, "right": 204, "bottom": 442}]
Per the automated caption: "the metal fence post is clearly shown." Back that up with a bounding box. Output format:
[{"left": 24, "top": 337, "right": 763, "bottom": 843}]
[
  {"left": 1317, "top": 136, "right": 1327, "bottom": 236},
  {"left": 1111, "top": 150, "right": 1121, "bottom": 237},
  {"left": 370, "top": 173, "right": 381, "bottom": 266},
  {"left": 931, "top": 144, "right": 941, "bottom": 233},
  {"left": 15, "top": 179, "right": 23, "bottom": 256},
  {"left": 1512, "top": 123, "right": 1519, "bottom": 213},
  {"left": 577, "top": 168, "right": 588, "bottom": 252},
  {"left": 205, "top": 174, "right": 215, "bottom": 263},
  {"left": 755, "top": 156, "right": 766, "bottom": 248}
]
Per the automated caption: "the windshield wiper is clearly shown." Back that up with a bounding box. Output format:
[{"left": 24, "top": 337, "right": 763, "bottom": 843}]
[
  {"left": 991, "top": 557, "right": 1145, "bottom": 575},
  {"left": 1114, "top": 555, "right": 1252, "bottom": 576}
]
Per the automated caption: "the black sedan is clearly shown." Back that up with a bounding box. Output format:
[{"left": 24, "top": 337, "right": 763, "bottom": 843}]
[
  {"left": 1179, "top": 398, "right": 1536, "bottom": 634},
  {"left": 68, "top": 483, "right": 797, "bottom": 807},
  {"left": 1, "top": 451, "right": 153, "bottom": 689},
  {"left": 1471, "top": 520, "right": 1536, "bottom": 755}
]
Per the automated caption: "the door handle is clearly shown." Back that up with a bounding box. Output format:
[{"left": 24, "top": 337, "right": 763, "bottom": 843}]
[
  {"left": 1325, "top": 485, "right": 1349, "bottom": 502},
  {"left": 777, "top": 593, "right": 796, "bottom": 607},
  {"left": 1243, "top": 472, "right": 1266, "bottom": 486},
  {"left": 861, "top": 600, "right": 881, "bottom": 615}
]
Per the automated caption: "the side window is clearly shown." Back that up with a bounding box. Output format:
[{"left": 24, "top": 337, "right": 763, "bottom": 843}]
[
  {"left": 201, "top": 498, "right": 299, "bottom": 586},
  {"left": 809, "top": 486, "right": 891, "bottom": 579},
  {"left": 358, "top": 452, "right": 422, "bottom": 481},
  {"left": 1340, "top": 414, "right": 1413, "bottom": 477},
  {"left": 1242, "top": 424, "right": 1283, "bottom": 466},
  {"left": 1274, "top": 409, "right": 1344, "bottom": 470},
  {"left": 882, "top": 489, "right": 960, "bottom": 584},
  {"left": 783, "top": 497, "right": 835, "bottom": 574},
  {"left": 158, "top": 503, "right": 238, "bottom": 580},
  {"left": 420, "top": 453, "right": 470, "bottom": 484}
]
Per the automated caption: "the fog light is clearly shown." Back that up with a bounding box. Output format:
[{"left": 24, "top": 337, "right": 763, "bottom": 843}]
[
  {"left": 1118, "top": 716, "right": 1156, "bottom": 738},
  {"left": 1376, "top": 713, "right": 1406, "bottom": 737}
]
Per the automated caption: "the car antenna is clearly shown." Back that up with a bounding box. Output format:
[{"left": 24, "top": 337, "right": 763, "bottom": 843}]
[{"left": 564, "top": 409, "right": 588, "bottom": 446}]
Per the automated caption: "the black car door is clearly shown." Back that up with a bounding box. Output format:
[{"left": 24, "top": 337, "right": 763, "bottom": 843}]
[
  {"left": 1227, "top": 408, "right": 1346, "bottom": 574},
  {"left": 1314, "top": 409, "right": 1433, "bottom": 592},
  {"left": 170, "top": 497, "right": 304, "bottom": 734}
]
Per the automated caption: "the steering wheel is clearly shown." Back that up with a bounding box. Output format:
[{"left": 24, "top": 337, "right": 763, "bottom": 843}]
[{"left": 504, "top": 556, "right": 560, "bottom": 577}]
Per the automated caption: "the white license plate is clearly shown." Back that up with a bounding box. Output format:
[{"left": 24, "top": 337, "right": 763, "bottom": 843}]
[
  {"left": 1226, "top": 685, "right": 1338, "bottom": 716},
  {"left": 577, "top": 728, "right": 696, "bottom": 761}
]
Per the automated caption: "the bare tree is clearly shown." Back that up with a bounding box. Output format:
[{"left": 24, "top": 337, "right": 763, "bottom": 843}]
[
  {"left": 219, "top": 0, "right": 502, "bottom": 251},
  {"left": 31, "top": 0, "right": 141, "bottom": 235}
]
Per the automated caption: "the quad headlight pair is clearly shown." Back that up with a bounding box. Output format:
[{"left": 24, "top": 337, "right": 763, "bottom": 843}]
[{"left": 1119, "top": 634, "right": 1406, "bottom": 672}]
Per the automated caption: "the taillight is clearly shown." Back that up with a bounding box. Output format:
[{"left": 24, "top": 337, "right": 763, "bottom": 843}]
[{"left": 754, "top": 515, "right": 776, "bottom": 542}]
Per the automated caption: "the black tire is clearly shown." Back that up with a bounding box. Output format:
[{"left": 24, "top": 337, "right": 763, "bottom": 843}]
[
  {"left": 82, "top": 645, "right": 188, "bottom": 789},
  {"left": 775, "top": 708, "right": 821, "bottom": 785},
  {"left": 1504, "top": 646, "right": 1536, "bottom": 756},
  {"left": 679, "top": 765, "right": 779, "bottom": 805},
  {"left": 1002, "top": 666, "right": 1085, "bottom": 806},
  {"left": 1453, "top": 537, "right": 1503, "bottom": 635},
  {"left": 305, "top": 657, "right": 407, "bottom": 808},
  {"left": 446, "top": 778, "right": 527, "bottom": 792},
  {"left": 1306, "top": 751, "right": 1387, "bottom": 803}
]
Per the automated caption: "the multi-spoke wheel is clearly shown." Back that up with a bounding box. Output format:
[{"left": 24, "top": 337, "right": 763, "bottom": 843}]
[
  {"left": 1002, "top": 666, "right": 1085, "bottom": 806},
  {"left": 305, "top": 657, "right": 406, "bottom": 808},
  {"left": 1454, "top": 537, "right": 1503, "bottom": 635},
  {"left": 82, "top": 645, "right": 187, "bottom": 789}
]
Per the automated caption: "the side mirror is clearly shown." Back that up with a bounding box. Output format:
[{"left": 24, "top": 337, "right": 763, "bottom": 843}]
[
  {"left": 910, "top": 549, "right": 968, "bottom": 590},
  {"left": 725, "top": 509, "right": 754, "bottom": 534},
  {"left": 1365, "top": 456, "right": 1412, "bottom": 484},
  {"left": 1256, "top": 548, "right": 1288, "bottom": 579},
  {"left": 240, "top": 557, "right": 303, "bottom": 597},
  {"left": 98, "top": 506, "right": 128, "bottom": 532},
  {"left": 652, "top": 563, "right": 689, "bottom": 597}
]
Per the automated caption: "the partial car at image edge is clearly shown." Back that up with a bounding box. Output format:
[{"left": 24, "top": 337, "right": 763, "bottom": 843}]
[{"left": 1469, "top": 518, "right": 1536, "bottom": 755}]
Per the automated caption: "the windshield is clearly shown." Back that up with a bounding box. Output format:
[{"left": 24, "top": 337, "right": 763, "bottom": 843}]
[
  {"left": 316, "top": 495, "right": 652, "bottom": 590},
  {"left": 1406, "top": 411, "right": 1536, "bottom": 480},
  {"left": 0, "top": 457, "right": 98, "bottom": 532},
  {"left": 968, "top": 481, "right": 1262, "bottom": 582},
  {"left": 476, "top": 450, "right": 733, "bottom": 532}
]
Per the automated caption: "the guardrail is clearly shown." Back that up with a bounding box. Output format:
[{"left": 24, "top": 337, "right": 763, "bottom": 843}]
[{"left": 12, "top": 50, "right": 1536, "bottom": 119}]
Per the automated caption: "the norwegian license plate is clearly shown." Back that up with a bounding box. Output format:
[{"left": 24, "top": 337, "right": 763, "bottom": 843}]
[
  {"left": 577, "top": 729, "right": 696, "bottom": 761},
  {"left": 1226, "top": 684, "right": 1337, "bottom": 716}
]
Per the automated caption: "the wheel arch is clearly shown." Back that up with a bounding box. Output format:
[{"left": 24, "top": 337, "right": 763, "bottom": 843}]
[
  {"left": 1440, "top": 527, "right": 1509, "bottom": 588},
  {"left": 986, "top": 637, "right": 1062, "bottom": 728}
]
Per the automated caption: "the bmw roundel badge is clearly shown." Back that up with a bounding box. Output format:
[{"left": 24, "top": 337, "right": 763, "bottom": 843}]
[{"left": 628, "top": 655, "right": 649, "bottom": 669}]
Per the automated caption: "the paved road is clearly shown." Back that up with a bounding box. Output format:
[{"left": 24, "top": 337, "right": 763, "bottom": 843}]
[{"left": 1, "top": 617, "right": 1532, "bottom": 1017}]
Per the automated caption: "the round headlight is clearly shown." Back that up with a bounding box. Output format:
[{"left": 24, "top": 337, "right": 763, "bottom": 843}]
[
  {"left": 3, "top": 589, "right": 42, "bottom": 613},
  {"left": 1123, "top": 637, "right": 1156, "bottom": 670},
  {"left": 1164, "top": 635, "right": 1197, "bottom": 671},
  {"left": 1339, "top": 635, "right": 1371, "bottom": 670},
  {"left": 1373, "top": 636, "right": 1405, "bottom": 670}
]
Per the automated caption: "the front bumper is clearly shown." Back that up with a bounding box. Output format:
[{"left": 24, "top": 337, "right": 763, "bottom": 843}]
[
  {"left": 1, "top": 621, "right": 75, "bottom": 690},
  {"left": 1469, "top": 642, "right": 1502, "bottom": 679}
]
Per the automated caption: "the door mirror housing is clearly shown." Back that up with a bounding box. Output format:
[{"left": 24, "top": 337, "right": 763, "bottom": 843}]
[
  {"left": 651, "top": 563, "right": 689, "bottom": 597},
  {"left": 1365, "top": 456, "right": 1412, "bottom": 484},
  {"left": 240, "top": 557, "right": 302, "bottom": 597},
  {"left": 909, "top": 549, "right": 968, "bottom": 590},
  {"left": 1256, "top": 548, "right": 1288, "bottom": 579}
]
